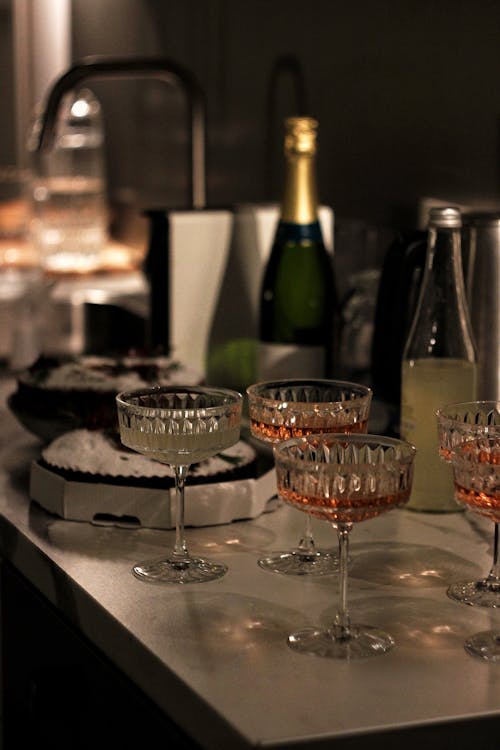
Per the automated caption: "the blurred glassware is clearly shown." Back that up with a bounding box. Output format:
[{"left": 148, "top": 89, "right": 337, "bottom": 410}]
[
  {"left": 0, "top": 165, "right": 42, "bottom": 368},
  {"left": 334, "top": 219, "right": 392, "bottom": 302},
  {"left": 0, "top": 166, "right": 39, "bottom": 300},
  {"left": 28, "top": 88, "right": 109, "bottom": 275},
  {"left": 339, "top": 268, "right": 380, "bottom": 383}
]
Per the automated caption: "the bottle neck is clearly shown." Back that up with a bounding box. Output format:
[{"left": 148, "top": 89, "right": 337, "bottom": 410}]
[
  {"left": 427, "top": 225, "right": 463, "bottom": 286},
  {"left": 281, "top": 153, "right": 319, "bottom": 224},
  {"left": 430, "top": 223, "right": 458, "bottom": 249},
  {"left": 403, "top": 224, "right": 476, "bottom": 362}
]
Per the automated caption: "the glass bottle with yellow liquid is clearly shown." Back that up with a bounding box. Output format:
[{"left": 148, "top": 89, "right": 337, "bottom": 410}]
[{"left": 400, "top": 207, "right": 476, "bottom": 511}]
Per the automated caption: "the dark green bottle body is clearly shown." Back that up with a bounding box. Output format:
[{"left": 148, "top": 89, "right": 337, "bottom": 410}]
[{"left": 258, "top": 220, "right": 337, "bottom": 379}]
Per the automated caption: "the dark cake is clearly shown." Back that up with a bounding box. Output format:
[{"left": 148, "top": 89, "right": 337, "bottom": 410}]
[
  {"left": 9, "top": 355, "right": 203, "bottom": 441},
  {"left": 39, "top": 429, "right": 258, "bottom": 490}
]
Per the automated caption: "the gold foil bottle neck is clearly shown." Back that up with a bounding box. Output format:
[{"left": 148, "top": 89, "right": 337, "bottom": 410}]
[
  {"left": 284, "top": 116, "right": 318, "bottom": 157},
  {"left": 281, "top": 116, "right": 319, "bottom": 224}
]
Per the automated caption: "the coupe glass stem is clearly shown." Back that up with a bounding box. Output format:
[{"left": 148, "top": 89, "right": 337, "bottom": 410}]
[
  {"left": 171, "top": 464, "right": 190, "bottom": 564},
  {"left": 331, "top": 524, "right": 352, "bottom": 640},
  {"left": 486, "top": 523, "right": 500, "bottom": 586},
  {"left": 297, "top": 514, "right": 316, "bottom": 555}
]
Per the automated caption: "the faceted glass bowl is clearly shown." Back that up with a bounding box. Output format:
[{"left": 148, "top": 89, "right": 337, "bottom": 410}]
[
  {"left": 274, "top": 433, "right": 416, "bottom": 525},
  {"left": 436, "top": 400, "right": 500, "bottom": 462},
  {"left": 116, "top": 386, "right": 242, "bottom": 466},
  {"left": 247, "top": 379, "right": 372, "bottom": 443}
]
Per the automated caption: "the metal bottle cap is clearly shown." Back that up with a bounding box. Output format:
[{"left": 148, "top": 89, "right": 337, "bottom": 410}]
[{"left": 428, "top": 206, "right": 462, "bottom": 228}]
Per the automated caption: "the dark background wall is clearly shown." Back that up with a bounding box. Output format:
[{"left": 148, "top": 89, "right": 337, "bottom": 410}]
[
  {"left": 70, "top": 0, "right": 500, "bottom": 235},
  {"left": 0, "top": 0, "right": 499, "bottom": 268},
  {"left": 0, "top": 2, "right": 15, "bottom": 166}
]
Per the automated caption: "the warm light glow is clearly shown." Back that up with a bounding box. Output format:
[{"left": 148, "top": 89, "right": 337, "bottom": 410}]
[
  {"left": 432, "top": 625, "right": 453, "bottom": 634},
  {"left": 71, "top": 98, "right": 91, "bottom": 119}
]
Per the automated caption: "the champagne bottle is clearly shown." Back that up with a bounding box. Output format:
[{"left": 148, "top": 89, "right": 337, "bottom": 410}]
[
  {"left": 400, "top": 206, "right": 477, "bottom": 512},
  {"left": 257, "top": 117, "right": 337, "bottom": 379}
]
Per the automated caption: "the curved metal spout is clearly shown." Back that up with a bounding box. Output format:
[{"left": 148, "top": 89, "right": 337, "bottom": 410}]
[{"left": 35, "top": 55, "right": 206, "bottom": 209}]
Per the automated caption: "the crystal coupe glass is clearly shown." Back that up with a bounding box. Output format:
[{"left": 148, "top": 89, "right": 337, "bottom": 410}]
[
  {"left": 116, "top": 386, "right": 242, "bottom": 584},
  {"left": 273, "top": 433, "right": 416, "bottom": 658},
  {"left": 436, "top": 401, "right": 500, "bottom": 607},
  {"left": 247, "top": 380, "right": 372, "bottom": 576},
  {"left": 449, "top": 436, "right": 500, "bottom": 661}
]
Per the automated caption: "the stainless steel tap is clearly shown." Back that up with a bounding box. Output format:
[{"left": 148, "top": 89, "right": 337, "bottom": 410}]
[{"left": 33, "top": 55, "right": 207, "bottom": 209}]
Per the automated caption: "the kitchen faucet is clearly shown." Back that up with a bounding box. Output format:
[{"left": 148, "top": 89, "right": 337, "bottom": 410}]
[{"left": 33, "top": 55, "right": 207, "bottom": 209}]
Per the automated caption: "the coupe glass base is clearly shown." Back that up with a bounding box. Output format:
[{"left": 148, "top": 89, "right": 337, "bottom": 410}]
[
  {"left": 464, "top": 630, "right": 500, "bottom": 661},
  {"left": 447, "top": 580, "right": 500, "bottom": 607},
  {"left": 257, "top": 549, "right": 338, "bottom": 576},
  {"left": 287, "top": 626, "right": 395, "bottom": 659},
  {"left": 132, "top": 557, "right": 228, "bottom": 584}
]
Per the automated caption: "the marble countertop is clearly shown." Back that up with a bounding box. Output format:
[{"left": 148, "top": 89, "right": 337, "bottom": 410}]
[{"left": 0, "top": 376, "right": 499, "bottom": 748}]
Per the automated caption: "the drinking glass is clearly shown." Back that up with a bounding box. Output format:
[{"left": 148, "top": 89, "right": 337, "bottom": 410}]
[
  {"left": 116, "top": 386, "right": 242, "bottom": 583},
  {"left": 247, "top": 379, "right": 372, "bottom": 576},
  {"left": 436, "top": 401, "right": 500, "bottom": 606},
  {"left": 273, "top": 433, "right": 416, "bottom": 658},
  {"left": 0, "top": 165, "right": 37, "bottom": 300},
  {"left": 449, "top": 436, "right": 500, "bottom": 661}
]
